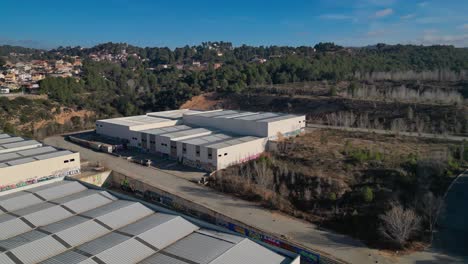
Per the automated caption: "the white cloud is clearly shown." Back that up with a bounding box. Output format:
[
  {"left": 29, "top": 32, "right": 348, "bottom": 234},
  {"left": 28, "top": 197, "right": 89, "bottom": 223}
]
[
  {"left": 400, "top": 14, "right": 415, "bottom": 20},
  {"left": 374, "top": 8, "right": 393, "bottom": 18},
  {"left": 319, "top": 14, "right": 353, "bottom": 20},
  {"left": 460, "top": 24, "right": 468, "bottom": 30}
]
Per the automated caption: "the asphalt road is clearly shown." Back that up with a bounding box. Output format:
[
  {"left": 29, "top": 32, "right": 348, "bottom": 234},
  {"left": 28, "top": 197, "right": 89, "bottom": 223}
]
[
  {"left": 431, "top": 170, "right": 468, "bottom": 261},
  {"left": 44, "top": 135, "right": 462, "bottom": 264}
]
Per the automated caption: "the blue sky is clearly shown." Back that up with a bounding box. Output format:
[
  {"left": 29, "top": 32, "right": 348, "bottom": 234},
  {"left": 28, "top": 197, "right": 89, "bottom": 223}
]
[{"left": 1, "top": 0, "right": 468, "bottom": 49}]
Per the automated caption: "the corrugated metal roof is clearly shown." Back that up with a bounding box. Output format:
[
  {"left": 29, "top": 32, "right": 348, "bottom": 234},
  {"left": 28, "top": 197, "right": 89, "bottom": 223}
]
[
  {"left": 142, "top": 125, "right": 192, "bottom": 135},
  {"left": 80, "top": 200, "right": 134, "bottom": 218},
  {"left": 2, "top": 140, "right": 41, "bottom": 149},
  {"left": 0, "top": 134, "right": 11, "bottom": 139},
  {"left": 0, "top": 218, "right": 33, "bottom": 240},
  {"left": 17, "top": 146, "right": 58, "bottom": 157},
  {"left": 41, "top": 216, "right": 89, "bottom": 234},
  {"left": 139, "top": 253, "right": 189, "bottom": 264},
  {"left": 0, "top": 230, "right": 47, "bottom": 250},
  {"left": 95, "top": 238, "right": 155, "bottom": 264},
  {"left": 0, "top": 213, "right": 16, "bottom": 223},
  {"left": 0, "top": 136, "right": 24, "bottom": 145},
  {"left": 11, "top": 235, "right": 67, "bottom": 264},
  {"left": 209, "top": 239, "right": 288, "bottom": 264},
  {"left": 0, "top": 193, "right": 43, "bottom": 212},
  {"left": 50, "top": 189, "right": 102, "bottom": 204},
  {"left": 23, "top": 205, "right": 73, "bottom": 227},
  {"left": 13, "top": 202, "right": 55, "bottom": 216},
  {"left": 77, "top": 232, "right": 130, "bottom": 256},
  {"left": 96, "top": 203, "right": 154, "bottom": 229},
  {"left": 118, "top": 213, "right": 176, "bottom": 236},
  {"left": 35, "top": 150, "right": 74, "bottom": 160},
  {"left": 196, "top": 229, "right": 244, "bottom": 244},
  {"left": 62, "top": 193, "right": 113, "bottom": 214},
  {"left": 6, "top": 157, "right": 36, "bottom": 166},
  {"left": 56, "top": 220, "right": 109, "bottom": 247},
  {"left": 0, "top": 180, "right": 292, "bottom": 264},
  {"left": 0, "top": 152, "right": 21, "bottom": 162},
  {"left": 76, "top": 258, "right": 98, "bottom": 264},
  {"left": 34, "top": 181, "right": 87, "bottom": 200},
  {"left": 39, "top": 250, "right": 89, "bottom": 264},
  {"left": 0, "top": 253, "right": 15, "bottom": 264},
  {"left": 137, "top": 216, "right": 199, "bottom": 249},
  {"left": 163, "top": 232, "right": 235, "bottom": 264}
]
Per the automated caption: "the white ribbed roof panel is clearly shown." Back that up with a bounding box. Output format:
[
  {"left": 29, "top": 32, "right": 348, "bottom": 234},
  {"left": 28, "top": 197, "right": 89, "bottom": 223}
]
[
  {"left": 35, "top": 150, "right": 74, "bottom": 160},
  {"left": 209, "top": 239, "right": 288, "bottom": 264},
  {"left": 11, "top": 235, "right": 67, "bottom": 264},
  {"left": 77, "top": 259, "right": 98, "bottom": 264},
  {"left": 96, "top": 203, "right": 153, "bottom": 229},
  {"left": 0, "top": 134, "right": 11, "bottom": 139},
  {"left": 163, "top": 232, "right": 235, "bottom": 264},
  {"left": 16, "top": 146, "right": 57, "bottom": 156},
  {"left": 23, "top": 206, "right": 73, "bottom": 226},
  {"left": 77, "top": 232, "right": 130, "bottom": 256},
  {"left": 0, "top": 230, "right": 47, "bottom": 251},
  {"left": 80, "top": 200, "right": 134, "bottom": 218},
  {"left": 12, "top": 202, "right": 54, "bottom": 216},
  {"left": 140, "top": 253, "right": 188, "bottom": 264},
  {"left": 39, "top": 250, "right": 89, "bottom": 264},
  {"left": 0, "top": 152, "right": 21, "bottom": 162},
  {"left": 0, "top": 254, "right": 15, "bottom": 264},
  {"left": 56, "top": 220, "right": 109, "bottom": 247},
  {"left": 62, "top": 193, "right": 113, "bottom": 213},
  {"left": 34, "top": 181, "right": 87, "bottom": 200},
  {"left": 94, "top": 238, "right": 155, "bottom": 264},
  {"left": 137, "top": 216, "right": 199, "bottom": 250},
  {"left": 41, "top": 216, "right": 89, "bottom": 234},
  {"left": 0, "top": 218, "right": 33, "bottom": 240},
  {"left": 118, "top": 213, "right": 176, "bottom": 236},
  {"left": 0, "top": 193, "right": 43, "bottom": 212}
]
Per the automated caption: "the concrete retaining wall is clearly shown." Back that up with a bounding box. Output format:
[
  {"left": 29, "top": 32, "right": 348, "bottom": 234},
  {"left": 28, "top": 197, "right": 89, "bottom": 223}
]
[{"left": 109, "top": 170, "right": 343, "bottom": 264}]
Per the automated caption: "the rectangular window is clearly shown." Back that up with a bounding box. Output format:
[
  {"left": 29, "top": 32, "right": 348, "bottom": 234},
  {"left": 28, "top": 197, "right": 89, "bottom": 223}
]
[
  {"left": 207, "top": 148, "right": 213, "bottom": 160},
  {"left": 196, "top": 146, "right": 200, "bottom": 157},
  {"left": 224, "top": 153, "right": 228, "bottom": 156},
  {"left": 64, "top": 160, "right": 69, "bottom": 163},
  {"left": 182, "top": 143, "right": 187, "bottom": 154},
  {"left": 70, "top": 159, "right": 75, "bottom": 162}
]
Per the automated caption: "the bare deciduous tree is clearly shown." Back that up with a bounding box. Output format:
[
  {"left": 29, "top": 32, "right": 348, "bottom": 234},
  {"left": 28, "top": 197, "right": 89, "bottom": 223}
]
[
  {"left": 379, "top": 203, "right": 421, "bottom": 248},
  {"left": 253, "top": 160, "right": 274, "bottom": 189},
  {"left": 417, "top": 192, "right": 444, "bottom": 242}
]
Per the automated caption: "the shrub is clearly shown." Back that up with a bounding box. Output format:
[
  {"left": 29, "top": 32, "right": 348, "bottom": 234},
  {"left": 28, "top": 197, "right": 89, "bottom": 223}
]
[{"left": 361, "top": 186, "right": 374, "bottom": 203}]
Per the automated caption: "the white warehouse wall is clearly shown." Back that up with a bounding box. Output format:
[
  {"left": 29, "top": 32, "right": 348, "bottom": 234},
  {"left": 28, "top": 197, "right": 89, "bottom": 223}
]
[
  {"left": 267, "top": 115, "right": 306, "bottom": 139},
  {"left": 215, "top": 138, "right": 267, "bottom": 170},
  {"left": 0, "top": 152, "right": 81, "bottom": 188}
]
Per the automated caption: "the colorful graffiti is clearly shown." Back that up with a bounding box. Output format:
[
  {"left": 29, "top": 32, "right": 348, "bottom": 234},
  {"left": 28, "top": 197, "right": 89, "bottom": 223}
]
[
  {"left": 118, "top": 179, "right": 321, "bottom": 264},
  {"left": 1, "top": 175, "right": 60, "bottom": 192}
]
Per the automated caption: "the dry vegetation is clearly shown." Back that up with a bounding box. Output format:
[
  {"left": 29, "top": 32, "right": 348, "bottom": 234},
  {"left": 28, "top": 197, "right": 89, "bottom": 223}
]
[{"left": 210, "top": 130, "right": 467, "bottom": 249}]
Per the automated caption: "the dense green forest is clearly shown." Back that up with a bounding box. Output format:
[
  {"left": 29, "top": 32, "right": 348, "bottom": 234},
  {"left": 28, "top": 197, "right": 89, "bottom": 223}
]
[{"left": 2, "top": 42, "right": 468, "bottom": 118}]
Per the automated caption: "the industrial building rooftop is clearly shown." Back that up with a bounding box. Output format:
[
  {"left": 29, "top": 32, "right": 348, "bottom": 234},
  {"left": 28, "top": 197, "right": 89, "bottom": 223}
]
[
  {"left": 0, "top": 146, "right": 74, "bottom": 168},
  {"left": 147, "top": 109, "right": 203, "bottom": 119},
  {"left": 98, "top": 115, "right": 173, "bottom": 127},
  {"left": 188, "top": 110, "right": 297, "bottom": 123},
  {"left": 141, "top": 125, "right": 193, "bottom": 136},
  {"left": 0, "top": 180, "right": 291, "bottom": 264}
]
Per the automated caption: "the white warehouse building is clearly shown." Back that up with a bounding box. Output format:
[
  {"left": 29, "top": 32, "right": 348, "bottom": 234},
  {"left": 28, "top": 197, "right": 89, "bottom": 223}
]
[
  {"left": 96, "top": 109, "right": 306, "bottom": 171},
  {"left": 0, "top": 134, "right": 81, "bottom": 193}
]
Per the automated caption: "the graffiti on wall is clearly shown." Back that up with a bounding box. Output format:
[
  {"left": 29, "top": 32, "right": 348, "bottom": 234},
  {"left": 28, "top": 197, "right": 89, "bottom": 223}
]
[{"left": 118, "top": 177, "right": 320, "bottom": 264}]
